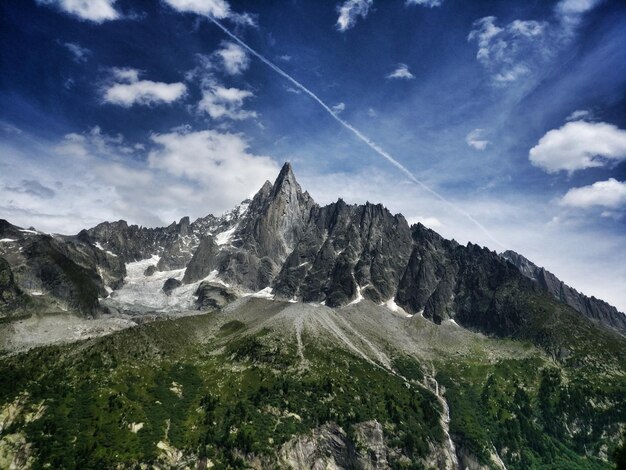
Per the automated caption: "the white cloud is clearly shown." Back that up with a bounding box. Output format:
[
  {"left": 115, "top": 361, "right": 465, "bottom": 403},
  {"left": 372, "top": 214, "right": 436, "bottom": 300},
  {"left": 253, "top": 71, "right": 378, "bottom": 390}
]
[
  {"left": 529, "top": 121, "right": 626, "bottom": 173},
  {"left": 555, "top": 0, "right": 602, "bottom": 31},
  {"left": 468, "top": 1, "right": 601, "bottom": 85},
  {"left": 560, "top": 179, "right": 626, "bottom": 209},
  {"left": 336, "top": 0, "right": 373, "bottom": 32},
  {"left": 36, "top": 0, "right": 119, "bottom": 22},
  {"left": 63, "top": 42, "right": 91, "bottom": 63},
  {"left": 103, "top": 68, "right": 186, "bottom": 107},
  {"left": 148, "top": 129, "right": 278, "bottom": 200},
  {"left": 468, "top": 17, "right": 547, "bottom": 85},
  {"left": 566, "top": 109, "right": 592, "bottom": 121},
  {"left": 0, "top": 126, "right": 280, "bottom": 232},
  {"left": 465, "top": 129, "right": 489, "bottom": 150},
  {"left": 197, "top": 85, "right": 256, "bottom": 120},
  {"left": 162, "top": 0, "right": 230, "bottom": 18},
  {"left": 406, "top": 0, "right": 443, "bottom": 7},
  {"left": 215, "top": 41, "right": 250, "bottom": 75},
  {"left": 162, "top": 0, "right": 256, "bottom": 26},
  {"left": 332, "top": 102, "right": 346, "bottom": 114},
  {"left": 386, "top": 63, "right": 415, "bottom": 80}
]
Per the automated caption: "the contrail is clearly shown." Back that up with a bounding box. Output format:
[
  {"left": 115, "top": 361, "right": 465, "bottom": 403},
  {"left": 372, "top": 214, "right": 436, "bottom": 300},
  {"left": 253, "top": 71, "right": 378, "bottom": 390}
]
[{"left": 208, "top": 16, "right": 503, "bottom": 248}]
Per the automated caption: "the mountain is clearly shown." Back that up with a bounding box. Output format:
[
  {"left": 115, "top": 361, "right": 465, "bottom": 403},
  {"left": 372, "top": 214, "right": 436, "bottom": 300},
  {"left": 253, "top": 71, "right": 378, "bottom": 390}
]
[
  {"left": 501, "top": 250, "right": 626, "bottom": 334},
  {"left": 1, "top": 163, "right": 625, "bottom": 469}
]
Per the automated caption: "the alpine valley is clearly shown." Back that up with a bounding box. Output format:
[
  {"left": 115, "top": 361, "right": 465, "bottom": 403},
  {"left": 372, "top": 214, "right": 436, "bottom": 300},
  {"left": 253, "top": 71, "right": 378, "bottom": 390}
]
[{"left": 1, "top": 163, "right": 625, "bottom": 470}]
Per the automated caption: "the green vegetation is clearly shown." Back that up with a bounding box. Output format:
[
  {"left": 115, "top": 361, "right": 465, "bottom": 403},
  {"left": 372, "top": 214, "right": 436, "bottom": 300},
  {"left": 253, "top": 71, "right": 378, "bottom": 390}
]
[
  {"left": 0, "top": 316, "right": 443, "bottom": 468},
  {"left": 437, "top": 356, "right": 625, "bottom": 469}
]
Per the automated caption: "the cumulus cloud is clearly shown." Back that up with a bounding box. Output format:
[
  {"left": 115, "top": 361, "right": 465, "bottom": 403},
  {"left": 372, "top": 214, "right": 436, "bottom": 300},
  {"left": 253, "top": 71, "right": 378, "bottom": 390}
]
[
  {"left": 406, "top": 0, "right": 443, "bottom": 7},
  {"left": 215, "top": 41, "right": 250, "bottom": 75},
  {"left": 197, "top": 85, "right": 256, "bottom": 120},
  {"left": 162, "top": 0, "right": 256, "bottom": 27},
  {"left": 465, "top": 129, "right": 489, "bottom": 150},
  {"left": 560, "top": 179, "right": 626, "bottom": 209},
  {"left": 63, "top": 42, "right": 91, "bottom": 63},
  {"left": 36, "top": 0, "right": 119, "bottom": 22},
  {"left": 529, "top": 121, "right": 626, "bottom": 173},
  {"left": 103, "top": 68, "right": 186, "bottom": 107},
  {"left": 336, "top": 0, "right": 373, "bottom": 32},
  {"left": 148, "top": 129, "right": 278, "bottom": 190},
  {"left": 386, "top": 63, "right": 415, "bottom": 80}
]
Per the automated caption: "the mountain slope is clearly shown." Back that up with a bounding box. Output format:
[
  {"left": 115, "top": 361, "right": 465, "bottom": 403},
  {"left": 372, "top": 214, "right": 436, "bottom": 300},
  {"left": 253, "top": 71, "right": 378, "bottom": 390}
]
[
  {"left": 0, "top": 297, "right": 624, "bottom": 468},
  {"left": 501, "top": 250, "right": 626, "bottom": 334}
]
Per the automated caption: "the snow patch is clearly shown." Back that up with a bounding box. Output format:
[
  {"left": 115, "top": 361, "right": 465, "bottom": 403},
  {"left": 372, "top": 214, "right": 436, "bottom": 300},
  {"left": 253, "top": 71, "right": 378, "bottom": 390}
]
[
  {"left": 215, "top": 226, "right": 237, "bottom": 246},
  {"left": 384, "top": 298, "right": 412, "bottom": 317},
  {"left": 251, "top": 287, "right": 274, "bottom": 299},
  {"left": 19, "top": 229, "right": 38, "bottom": 234},
  {"left": 94, "top": 241, "right": 118, "bottom": 257},
  {"left": 349, "top": 285, "right": 364, "bottom": 305},
  {"left": 0, "top": 238, "right": 16, "bottom": 243}
]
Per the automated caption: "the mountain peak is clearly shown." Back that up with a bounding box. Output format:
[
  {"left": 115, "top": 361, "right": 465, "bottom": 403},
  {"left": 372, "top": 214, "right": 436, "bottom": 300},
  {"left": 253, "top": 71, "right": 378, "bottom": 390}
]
[{"left": 271, "top": 161, "right": 301, "bottom": 198}]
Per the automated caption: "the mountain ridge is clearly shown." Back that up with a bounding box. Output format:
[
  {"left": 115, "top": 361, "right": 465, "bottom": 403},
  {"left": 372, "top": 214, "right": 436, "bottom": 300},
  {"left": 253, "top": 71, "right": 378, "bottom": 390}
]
[{"left": 1, "top": 162, "right": 624, "bottom": 337}]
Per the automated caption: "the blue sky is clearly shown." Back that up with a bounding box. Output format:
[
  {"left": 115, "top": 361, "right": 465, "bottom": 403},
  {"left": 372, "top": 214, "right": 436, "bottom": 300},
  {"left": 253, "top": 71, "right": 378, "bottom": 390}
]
[{"left": 1, "top": 0, "right": 625, "bottom": 310}]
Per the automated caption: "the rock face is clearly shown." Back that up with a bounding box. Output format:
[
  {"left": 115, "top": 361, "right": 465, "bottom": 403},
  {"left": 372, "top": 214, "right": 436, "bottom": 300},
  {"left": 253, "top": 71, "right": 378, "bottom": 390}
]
[
  {"left": 0, "top": 257, "right": 27, "bottom": 317},
  {"left": 194, "top": 282, "right": 237, "bottom": 310},
  {"left": 502, "top": 250, "right": 626, "bottom": 334},
  {"left": 277, "top": 420, "right": 455, "bottom": 469},
  {"left": 162, "top": 278, "right": 182, "bottom": 296},
  {"left": 182, "top": 236, "right": 218, "bottom": 284}
]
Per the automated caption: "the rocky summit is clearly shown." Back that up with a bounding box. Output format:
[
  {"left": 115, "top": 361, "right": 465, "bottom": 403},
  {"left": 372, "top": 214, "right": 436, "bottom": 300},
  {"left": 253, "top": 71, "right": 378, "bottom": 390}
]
[{"left": 1, "top": 163, "right": 625, "bottom": 469}]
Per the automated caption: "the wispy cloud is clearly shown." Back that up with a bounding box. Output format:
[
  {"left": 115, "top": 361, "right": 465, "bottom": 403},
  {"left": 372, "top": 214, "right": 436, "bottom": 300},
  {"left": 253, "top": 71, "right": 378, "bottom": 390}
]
[
  {"left": 465, "top": 128, "right": 489, "bottom": 150},
  {"left": 467, "top": 0, "right": 601, "bottom": 86},
  {"left": 336, "top": 0, "right": 373, "bottom": 32},
  {"left": 102, "top": 68, "right": 186, "bottom": 107},
  {"left": 386, "top": 63, "right": 415, "bottom": 80},
  {"left": 332, "top": 102, "right": 346, "bottom": 113},
  {"left": 529, "top": 120, "right": 626, "bottom": 173},
  {"left": 560, "top": 178, "right": 626, "bottom": 210},
  {"left": 5, "top": 180, "right": 56, "bottom": 199},
  {"left": 565, "top": 109, "right": 592, "bottom": 121},
  {"left": 63, "top": 42, "right": 91, "bottom": 63},
  {"left": 406, "top": 0, "right": 443, "bottom": 7},
  {"left": 36, "top": 0, "right": 120, "bottom": 22}
]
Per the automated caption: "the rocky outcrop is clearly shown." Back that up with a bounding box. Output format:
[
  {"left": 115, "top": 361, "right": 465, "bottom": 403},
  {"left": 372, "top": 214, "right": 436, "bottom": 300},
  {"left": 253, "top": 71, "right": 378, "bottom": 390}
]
[
  {"left": 182, "top": 236, "right": 218, "bottom": 284},
  {"left": 0, "top": 257, "right": 28, "bottom": 317},
  {"left": 502, "top": 250, "right": 626, "bottom": 334},
  {"left": 194, "top": 282, "right": 237, "bottom": 310},
  {"left": 162, "top": 278, "right": 182, "bottom": 296},
  {"left": 277, "top": 420, "right": 456, "bottom": 469}
]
